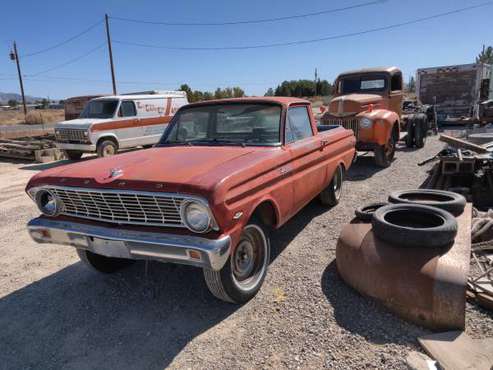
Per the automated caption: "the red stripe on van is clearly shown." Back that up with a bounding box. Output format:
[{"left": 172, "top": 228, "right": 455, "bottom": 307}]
[{"left": 91, "top": 116, "right": 172, "bottom": 132}]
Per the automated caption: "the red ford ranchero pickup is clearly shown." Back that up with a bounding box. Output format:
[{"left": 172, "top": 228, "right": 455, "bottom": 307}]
[{"left": 26, "top": 97, "right": 356, "bottom": 303}]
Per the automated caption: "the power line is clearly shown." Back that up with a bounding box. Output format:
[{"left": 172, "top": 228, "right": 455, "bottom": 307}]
[
  {"left": 27, "top": 43, "right": 106, "bottom": 77},
  {"left": 110, "top": 0, "right": 387, "bottom": 26},
  {"left": 113, "top": 1, "right": 493, "bottom": 50},
  {"left": 21, "top": 19, "right": 103, "bottom": 58}
]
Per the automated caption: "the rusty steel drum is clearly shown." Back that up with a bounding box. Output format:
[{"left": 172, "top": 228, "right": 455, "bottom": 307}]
[{"left": 336, "top": 204, "right": 472, "bottom": 330}]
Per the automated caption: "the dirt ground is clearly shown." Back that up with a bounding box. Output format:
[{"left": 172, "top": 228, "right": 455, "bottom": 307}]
[
  {"left": 0, "top": 109, "right": 64, "bottom": 125},
  {"left": 0, "top": 136, "right": 492, "bottom": 370}
]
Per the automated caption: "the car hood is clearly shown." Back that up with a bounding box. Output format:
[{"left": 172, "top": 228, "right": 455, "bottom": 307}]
[
  {"left": 27, "top": 145, "right": 278, "bottom": 196},
  {"left": 55, "top": 118, "right": 111, "bottom": 130},
  {"left": 328, "top": 94, "right": 383, "bottom": 117}
]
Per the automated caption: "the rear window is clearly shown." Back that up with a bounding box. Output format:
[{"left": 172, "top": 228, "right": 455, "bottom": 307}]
[{"left": 285, "top": 106, "right": 313, "bottom": 143}]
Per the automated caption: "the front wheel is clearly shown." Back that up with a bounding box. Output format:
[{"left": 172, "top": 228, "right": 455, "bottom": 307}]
[
  {"left": 77, "top": 249, "right": 134, "bottom": 273},
  {"left": 319, "top": 164, "right": 344, "bottom": 207},
  {"left": 203, "top": 220, "right": 270, "bottom": 303},
  {"left": 374, "top": 134, "right": 395, "bottom": 168},
  {"left": 97, "top": 140, "right": 118, "bottom": 157}
]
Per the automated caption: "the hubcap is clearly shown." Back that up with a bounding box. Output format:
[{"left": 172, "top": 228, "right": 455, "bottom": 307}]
[
  {"left": 103, "top": 145, "right": 115, "bottom": 156},
  {"left": 231, "top": 224, "right": 268, "bottom": 292}
]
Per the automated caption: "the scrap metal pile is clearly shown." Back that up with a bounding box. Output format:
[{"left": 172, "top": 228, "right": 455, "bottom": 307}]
[{"left": 420, "top": 132, "right": 493, "bottom": 209}]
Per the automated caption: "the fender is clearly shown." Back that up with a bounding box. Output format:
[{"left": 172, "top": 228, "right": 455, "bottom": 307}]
[
  {"left": 358, "top": 109, "right": 400, "bottom": 146},
  {"left": 245, "top": 196, "right": 282, "bottom": 229},
  {"left": 91, "top": 132, "right": 119, "bottom": 147}
]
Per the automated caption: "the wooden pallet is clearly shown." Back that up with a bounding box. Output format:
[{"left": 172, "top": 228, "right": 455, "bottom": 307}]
[{"left": 0, "top": 135, "right": 65, "bottom": 162}]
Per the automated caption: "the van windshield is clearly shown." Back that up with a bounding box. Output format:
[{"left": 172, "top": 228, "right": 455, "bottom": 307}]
[
  {"left": 160, "top": 103, "right": 282, "bottom": 146},
  {"left": 79, "top": 100, "right": 118, "bottom": 119}
]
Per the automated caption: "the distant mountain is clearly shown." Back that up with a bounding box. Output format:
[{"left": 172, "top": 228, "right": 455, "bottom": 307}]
[{"left": 0, "top": 92, "right": 44, "bottom": 104}]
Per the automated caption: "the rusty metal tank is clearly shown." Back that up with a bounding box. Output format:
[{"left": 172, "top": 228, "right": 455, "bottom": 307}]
[{"left": 336, "top": 204, "right": 472, "bottom": 330}]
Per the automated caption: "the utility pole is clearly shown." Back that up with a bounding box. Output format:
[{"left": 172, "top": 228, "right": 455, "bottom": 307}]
[
  {"left": 9, "top": 42, "right": 27, "bottom": 117},
  {"left": 105, "top": 14, "right": 117, "bottom": 95},
  {"left": 314, "top": 68, "right": 319, "bottom": 96}
]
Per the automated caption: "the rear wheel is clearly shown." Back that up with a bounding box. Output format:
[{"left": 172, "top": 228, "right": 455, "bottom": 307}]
[
  {"left": 97, "top": 139, "right": 118, "bottom": 158},
  {"left": 77, "top": 249, "right": 134, "bottom": 273},
  {"left": 414, "top": 116, "right": 428, "bottom": 148},
  {"left": 319, "top": 164, "right": 344, "bottom": 207},
  {"left": 64, "top": 150, "right": 83, "bottom": 160},
  {"left": 405, "top": 119, "right": 415, "bottom": 148},
  {"left": 374, "top": 133, "right": 395, "bottom": 168},
  {"left": 203, "top": 219, "right": 270, "bottom": 303}
]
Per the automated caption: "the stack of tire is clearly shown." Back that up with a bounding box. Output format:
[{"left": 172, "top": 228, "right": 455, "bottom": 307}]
[
  {"left": 355, "top": 189, "right": 466, "bottom": 248},
  {"left": 405, "top": 113, "right": 429, "bottom": 149}
]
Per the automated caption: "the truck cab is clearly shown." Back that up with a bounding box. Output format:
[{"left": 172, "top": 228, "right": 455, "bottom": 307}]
[{"left": 322, "top": 67, "right": 402, "bottom": 167}]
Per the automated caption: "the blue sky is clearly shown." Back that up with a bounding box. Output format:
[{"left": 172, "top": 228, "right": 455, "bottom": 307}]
[{"left": 0, "top": 0, "right": 491, "bottom": 100}]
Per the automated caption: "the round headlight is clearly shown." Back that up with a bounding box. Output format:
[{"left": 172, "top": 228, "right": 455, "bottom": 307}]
[
  {"left": 35, "top": 189, "right": 63, "bottom": 216},
  {"left": 180, "top": 200, "right": 212, "bottom": 233},
  {"left": 360, "top": 117, "right": 373, "bottom": 129}
]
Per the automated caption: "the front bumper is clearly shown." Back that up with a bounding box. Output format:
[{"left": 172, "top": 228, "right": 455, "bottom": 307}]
[
  {"left": 55, "top": 142, "right": 96, "bottom": 152},
  {"left": 27, "top": 217, "right": 231, "bottom": 271}
]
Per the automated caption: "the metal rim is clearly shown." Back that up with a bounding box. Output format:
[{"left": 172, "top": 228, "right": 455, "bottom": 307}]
[
  {"left": 231, "top": 224, "right": 268, "bottom": 292},
  {"left": 333, "top": 166, "right": 343, "bottom": 200},
  {"left": 103, "top": 143, "right": 116, "bottom": 156}
]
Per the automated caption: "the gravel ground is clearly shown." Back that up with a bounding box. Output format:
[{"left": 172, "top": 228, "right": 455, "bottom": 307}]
[{"left": 0, "top": 136, "right": 492, "bottom": 370}]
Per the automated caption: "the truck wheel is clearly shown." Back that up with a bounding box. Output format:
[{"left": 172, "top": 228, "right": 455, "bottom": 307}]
[
  {"left": 97, "top": 139, "right": 118, "bottom": 157},
  {"left": 414, "top": 117, "right": 427, "bottom": 148},
  {"left": 64, "top": 150, "right": 83, "bottom": 160},
  {"left": 203, "top": 220, "right": 270, "bottom": 304},
  {"left": 405, "top": 119, "right": 415, "bottom": 148},
  {"left": 76, "top": 249, "right": 134, "bottom": 273},
  {"left": 319, "top": 164, "right": 344, "bottom": 207},
  {"left": 374, "top": 135, "right": 395, "bottom": 168},
  {"left": 372, "top": 204, "right": 458, "bottom": 248}
]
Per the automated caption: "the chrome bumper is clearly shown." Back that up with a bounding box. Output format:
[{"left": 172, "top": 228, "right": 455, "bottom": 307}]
[
  {"left": 27, "top": 217, "right": 231, "bottom": 271},
  {"left": 55, "top": 142, "right": 96, "bottom": 152}
]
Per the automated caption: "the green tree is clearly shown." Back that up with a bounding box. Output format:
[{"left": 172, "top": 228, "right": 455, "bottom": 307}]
[
  {"left": 40, "top": 98, "right": 49, "bottom": 109},
  {"left": 476, "top": 45, "right": 493, "bottom": 64},
  {"left": 264, "top": 88, "right": 274, "bottom": 96},
  {"left": 7, "top": 99, "right": 18, "bottom": 107}
]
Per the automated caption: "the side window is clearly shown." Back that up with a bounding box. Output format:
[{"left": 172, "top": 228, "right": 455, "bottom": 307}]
[
  {"left": 285, "top": 106, "right": 313, "bottom": 144},
  {"left": 119, "top": 101, "right": 137, "bottom": 117},
  {"left": 391, "top": 74, "right": 402, "bottom": 91}
]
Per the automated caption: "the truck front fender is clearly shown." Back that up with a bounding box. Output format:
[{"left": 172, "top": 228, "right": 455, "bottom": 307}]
[{"left": 360, "top": 110, "right": 400, "bottom": 146}]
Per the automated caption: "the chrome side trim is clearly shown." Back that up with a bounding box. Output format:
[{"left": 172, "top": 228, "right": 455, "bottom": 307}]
[{"left": 27, "top": 217, "right": 231, "bottom": 271}]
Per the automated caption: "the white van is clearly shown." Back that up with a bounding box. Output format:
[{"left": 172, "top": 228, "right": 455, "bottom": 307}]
[{"left": 55, "top": 91, "right": 188, "bottom": 159}]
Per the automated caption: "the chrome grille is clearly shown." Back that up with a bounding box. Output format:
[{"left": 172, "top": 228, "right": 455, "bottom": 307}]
[
  {"left": 56, "top": 128, "right": 88, "bottom": 143},
  {"left": 50, "top": 187, "right": 186, "bottom": 227},
  {"left": 324, "top": 118, "right": 360, "bottom": 139}
]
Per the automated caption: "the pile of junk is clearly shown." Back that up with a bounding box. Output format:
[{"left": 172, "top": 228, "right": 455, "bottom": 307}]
[{"left": 336, "top": 188, "right": 493, "bottom": 367}]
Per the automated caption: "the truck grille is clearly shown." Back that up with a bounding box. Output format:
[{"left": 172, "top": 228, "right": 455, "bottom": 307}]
[
  {"left": 323, "top": 118, "right": 360, "bottom": 139},
  {"left": 56, "top": 129, "right": 88, "bottom": 143},
  {"left": 50, "top": 187, "right": 186, "bottom": 228}
]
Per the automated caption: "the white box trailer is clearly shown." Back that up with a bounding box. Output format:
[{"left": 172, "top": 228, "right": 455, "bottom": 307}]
[{"left": 416, "top": 63, "right": 492, "bottom": 124}]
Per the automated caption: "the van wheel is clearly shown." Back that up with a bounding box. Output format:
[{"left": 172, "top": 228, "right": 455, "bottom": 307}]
[
  {"left": 319, "top": 164, "right": 344, "bottom": 207},
  {"left": 203, "top": 219, "right": 270, "bottom": 304},
  {"left": 64, "top": 150, "right": 83, "bottom": 160},
  {"left": 76, "top": 249, "right": 134, "bottom": 273},
  {"left": 97, "top": 140, "right": 118, "bottom": 157},
  {"left": 375, "top": 134, "right": 395, "bottom": 168}
]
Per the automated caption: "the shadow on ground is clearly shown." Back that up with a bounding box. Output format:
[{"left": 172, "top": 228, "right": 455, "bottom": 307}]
[
  {"left": 0, "top": 198, "right": 327, "bottom": 369},
  {"left": 321, "top": 261, "right": 427, "bottom": 345}
]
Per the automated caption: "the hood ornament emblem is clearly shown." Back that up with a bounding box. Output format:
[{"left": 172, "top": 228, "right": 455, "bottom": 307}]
[{"left": 109, "top": 168, "right": 123, "bottom": 179}]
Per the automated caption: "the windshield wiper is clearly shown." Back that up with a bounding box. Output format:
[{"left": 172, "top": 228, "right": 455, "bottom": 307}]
[{"left": 188, "top": 139, "right": 246, "bottom": 147}]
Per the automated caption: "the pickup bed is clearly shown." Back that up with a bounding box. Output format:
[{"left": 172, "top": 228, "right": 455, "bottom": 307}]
[{"left": 26, "top": 97, "right": 356, "bottom": 303}]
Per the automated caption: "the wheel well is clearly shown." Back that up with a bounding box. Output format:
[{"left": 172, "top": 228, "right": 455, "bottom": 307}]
[
  {"left": 96, "top": 136, "right": 119, "bottom": 149},
  {"left": 251, "top": 201, "right": 278, "bottom": 227}
]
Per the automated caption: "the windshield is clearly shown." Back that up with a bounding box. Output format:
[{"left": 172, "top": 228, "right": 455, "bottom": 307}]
[
  {"left": 340, "top": 74, "right": 388, "bottom": 94},
  {"left": 79, "top": 100, "right": 118, "bottom": 119},
  {"left": 160, "top": 103, "right": 282, "bottom": 146}
]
